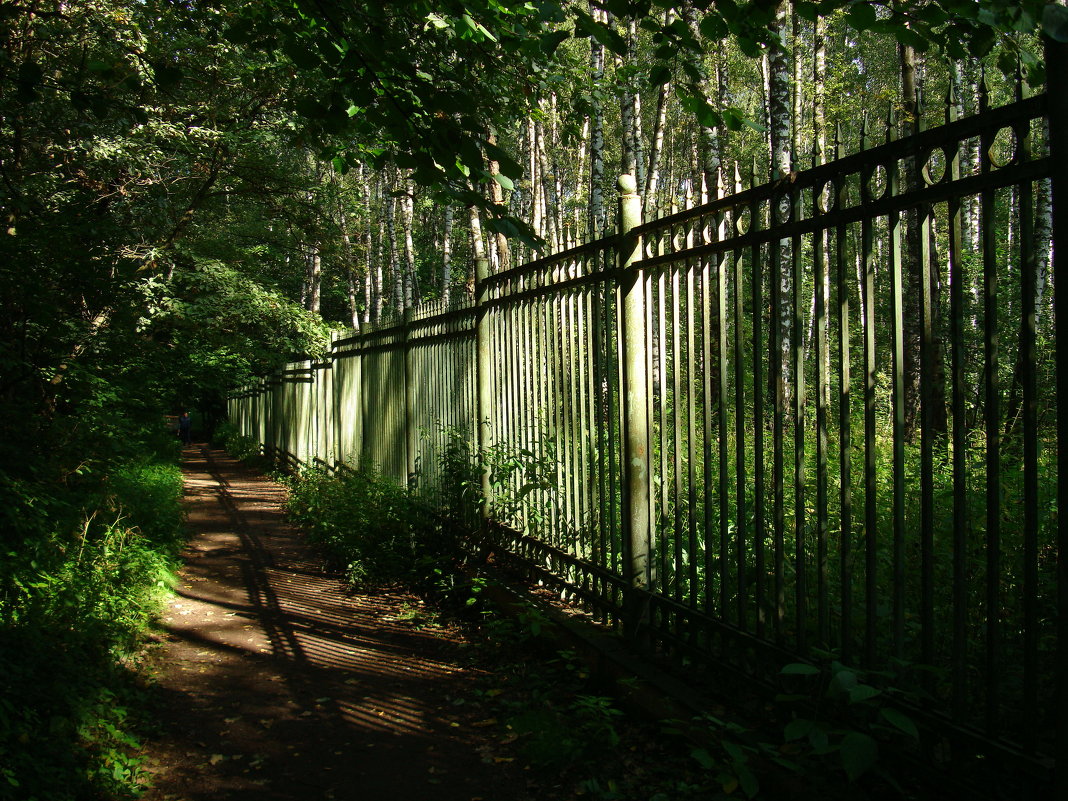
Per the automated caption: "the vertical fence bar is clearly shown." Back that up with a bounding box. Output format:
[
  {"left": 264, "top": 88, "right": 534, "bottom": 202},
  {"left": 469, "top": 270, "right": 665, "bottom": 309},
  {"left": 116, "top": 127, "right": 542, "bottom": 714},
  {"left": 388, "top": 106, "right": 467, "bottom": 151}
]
[
  {"left": 732, "top": 166, "right": 748, "bottom": 632},
  {"left": 716, "top": 203, "right": 730, "bottom": 624},
  {"left": 475, "top": 257, "right": 493, "bottom": 521},
  {"left": 792, "top": 174, "right": 807, "bottom": 655},
  {"left": 750, "top": 163, "right": 766, "bottom": 639},
  {"left": 700, "top": 241, "right": 714, "bottom": 612},
  {"left": 979, "top": 77, "right": 1002, "bottom": 736},
  {"left": 1017, "top": 86, "right": 1038, "bottom": 750},
  {"left": 861, "top": 115, "right": 878, "bottom": 665},
  {"left": 945, "top": 90, "right": 969, "bottom": 722},
  {"left": 772, "top": 184, "right": 786, "bottom": 645},
  {"left": 813, "top": 158, "right": 830, "bottom": 650},
  {"left": 888, "top": 114, "right": 907, "bottom": 662},
  {"left": 834, "top": 126, "right": 853, "bottom": 660},
  {"left": 1043, "top": 34, "right": 1068, "bottom": 798},
  {"left": 917, "top": 144, "right": 936, "bottom": 673},
  {"left": 618, "top": 175, "right": 650, "bottom": 635}
]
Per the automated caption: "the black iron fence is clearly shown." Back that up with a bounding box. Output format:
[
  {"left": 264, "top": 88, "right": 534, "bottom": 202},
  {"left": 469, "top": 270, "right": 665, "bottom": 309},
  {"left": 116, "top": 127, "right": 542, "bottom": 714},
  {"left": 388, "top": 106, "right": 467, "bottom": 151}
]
[{"left": 230, "top": 45, "right": 1065, "bottom": 796}]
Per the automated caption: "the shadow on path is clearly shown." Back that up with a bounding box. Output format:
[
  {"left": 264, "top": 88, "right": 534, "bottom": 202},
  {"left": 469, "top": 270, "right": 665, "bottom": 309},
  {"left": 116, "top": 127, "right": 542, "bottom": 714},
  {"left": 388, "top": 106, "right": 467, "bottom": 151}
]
[{"left": 142, "top": 446, "right": 518, "bottom": 801}]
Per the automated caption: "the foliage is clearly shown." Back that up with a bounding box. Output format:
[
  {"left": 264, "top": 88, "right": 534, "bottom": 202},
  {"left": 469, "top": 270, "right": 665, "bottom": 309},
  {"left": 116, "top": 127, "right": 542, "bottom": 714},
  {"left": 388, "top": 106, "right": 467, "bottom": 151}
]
[
  {"left": 777, "top": 657, "right": 920, "bottom": 786},
  {"left": 0, "top": 428, "right": 185, "bottom": 801},
  {"left": 213, "top": 420, "right": 265, "bottom": 464},
  {"left": 284, "top": 466, "right": 461, "bottom": 588}
]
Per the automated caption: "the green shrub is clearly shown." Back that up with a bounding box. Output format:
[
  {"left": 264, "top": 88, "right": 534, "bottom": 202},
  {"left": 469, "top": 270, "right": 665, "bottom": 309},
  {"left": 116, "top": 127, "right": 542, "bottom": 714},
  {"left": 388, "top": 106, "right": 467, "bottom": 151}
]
[
  {"left": 212, "top": 420, "right": 264, "bottom": 463},
  {"left": 285, "top": 467, "right": 463, "bottom": 589},
  {"left": 0, "top": 454, "right": 184, "bottom": 800}
]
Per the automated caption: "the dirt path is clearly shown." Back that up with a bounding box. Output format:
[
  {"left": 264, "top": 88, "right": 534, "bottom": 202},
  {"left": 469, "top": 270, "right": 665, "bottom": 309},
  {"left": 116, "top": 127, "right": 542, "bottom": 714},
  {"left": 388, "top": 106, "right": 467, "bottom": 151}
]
[{"left": 141, "top": 446, "right": 520, "bottom": 801}]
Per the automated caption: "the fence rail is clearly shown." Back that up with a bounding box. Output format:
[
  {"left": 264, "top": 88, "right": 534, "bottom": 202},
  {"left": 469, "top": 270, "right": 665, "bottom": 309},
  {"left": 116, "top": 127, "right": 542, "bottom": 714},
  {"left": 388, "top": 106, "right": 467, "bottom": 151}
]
[{"left": 230, "top": 56, "right": 1065, "bottom": 796}]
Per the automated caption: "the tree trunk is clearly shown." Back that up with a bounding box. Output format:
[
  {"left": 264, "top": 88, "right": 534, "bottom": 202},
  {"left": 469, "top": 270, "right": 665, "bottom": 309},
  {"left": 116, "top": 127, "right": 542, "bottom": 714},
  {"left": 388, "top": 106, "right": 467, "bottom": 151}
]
[
  {"left": 1034, "top": 136, "right": 1053, "bottom": 325},
  {"left": 588, "top": 4, "right": 606, "bottom": 237},
  {"left": 683, "top": 6, "right": 720, "bottom": 200},
  {"left": 304, "top": 244, "right": 321, "bottom": 315},
  {"left": 536, "top": 118, "right": 561, "bottom": 252},
  {"left": 485, "top": 130, "right": 511, "bottom": 271},
  {"left": 644, "top": 76, "right": 670, "bottom": 215},
  {"left": 574, "top": 116, "right": 590, "bottom": 240},
  {"left": 768, "top": 0, "right": 793, "bottom": 412},
  {"left": 340, "top": 213, "right": 360, "bottom": 330},
  {"left": 401, "top": 174, "right": 417, "bottom": 308},
  {"left": 442, "top": 203, "right": 454, "bottom": 304}
]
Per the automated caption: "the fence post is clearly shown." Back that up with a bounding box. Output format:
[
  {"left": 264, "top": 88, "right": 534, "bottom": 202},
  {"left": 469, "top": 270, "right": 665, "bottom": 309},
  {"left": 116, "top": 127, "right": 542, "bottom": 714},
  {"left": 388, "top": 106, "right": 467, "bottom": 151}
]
[
  {"left": 474, "top": 256, "right": 494, "bottom": 522},
  {"left": 403, "top": 306, "right": 417, "bottom": 489},
  {"left": 1045, "top": 31, "right": 1068, "bottom": 801},
  {"left": 618, "top": 174, "right": 651, "bottom": 638}
]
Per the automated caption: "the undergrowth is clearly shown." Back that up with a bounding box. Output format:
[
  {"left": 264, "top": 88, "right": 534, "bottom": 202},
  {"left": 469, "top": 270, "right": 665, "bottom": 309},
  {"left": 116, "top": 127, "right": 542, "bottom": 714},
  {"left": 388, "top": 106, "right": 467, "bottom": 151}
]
[
  {"left": 211, "top": 420, "right": 264, "bottom": 465},
  {"left": 283, "top": 466, "right": 474, "bottom": 596},
  {"left": 0, "top": 424, "right": 185, "bottom": 800}
]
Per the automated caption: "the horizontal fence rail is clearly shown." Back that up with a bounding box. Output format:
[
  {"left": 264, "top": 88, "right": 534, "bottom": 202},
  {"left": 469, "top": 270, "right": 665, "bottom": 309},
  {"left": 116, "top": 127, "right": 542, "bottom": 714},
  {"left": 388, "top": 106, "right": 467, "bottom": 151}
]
[{"left": 230, "top": 66, "right": 1065, "bottom": 797}]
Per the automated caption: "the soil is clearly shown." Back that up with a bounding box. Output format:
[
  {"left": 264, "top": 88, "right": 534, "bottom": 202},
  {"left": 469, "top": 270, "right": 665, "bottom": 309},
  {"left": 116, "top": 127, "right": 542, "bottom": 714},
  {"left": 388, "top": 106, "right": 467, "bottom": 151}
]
[{"left": 140, "top": 445, "right": 525, "bottom": 801}]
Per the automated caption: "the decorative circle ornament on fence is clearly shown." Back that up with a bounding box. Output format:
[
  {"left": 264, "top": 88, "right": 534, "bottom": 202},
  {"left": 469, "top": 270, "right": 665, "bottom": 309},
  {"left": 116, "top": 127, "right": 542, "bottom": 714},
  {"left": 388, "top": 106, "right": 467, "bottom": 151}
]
[
  {"left": 922, "top": 148, "right": 948, "bottom": 185},
  {"left": 988, "top": 126, "right": 1017, "bottom": 169},
  {"left": 866, "top": 164, "right": 888, "bottom": 201}
]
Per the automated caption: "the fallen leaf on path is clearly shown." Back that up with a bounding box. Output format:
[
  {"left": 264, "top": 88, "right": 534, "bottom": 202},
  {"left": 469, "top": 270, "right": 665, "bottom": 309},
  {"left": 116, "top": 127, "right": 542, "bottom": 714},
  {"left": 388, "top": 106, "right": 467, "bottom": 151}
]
[{"left": 209, "top": 754, "right": 225, "bottom": 765}]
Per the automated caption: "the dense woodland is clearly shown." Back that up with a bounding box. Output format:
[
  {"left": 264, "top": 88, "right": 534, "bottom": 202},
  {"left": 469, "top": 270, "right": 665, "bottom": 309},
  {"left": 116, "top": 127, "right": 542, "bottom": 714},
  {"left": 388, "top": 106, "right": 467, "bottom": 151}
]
[{"left": 0, "top": 1, "right": 1062, "bottom": 798}]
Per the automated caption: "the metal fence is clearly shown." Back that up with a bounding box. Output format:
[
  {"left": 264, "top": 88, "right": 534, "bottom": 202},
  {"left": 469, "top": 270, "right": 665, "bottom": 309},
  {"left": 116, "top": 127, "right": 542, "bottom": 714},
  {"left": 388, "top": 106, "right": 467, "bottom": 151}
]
[{"left": 229, "top": 51, "right": 1065, "bottom": 796}]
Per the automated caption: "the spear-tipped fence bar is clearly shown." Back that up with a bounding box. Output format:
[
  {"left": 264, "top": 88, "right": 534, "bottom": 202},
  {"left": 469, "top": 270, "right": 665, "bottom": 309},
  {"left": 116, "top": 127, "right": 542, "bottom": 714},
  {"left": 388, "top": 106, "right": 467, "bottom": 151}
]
[{"left": 228, "top": 60, "right": 1064, "bottom": 796}]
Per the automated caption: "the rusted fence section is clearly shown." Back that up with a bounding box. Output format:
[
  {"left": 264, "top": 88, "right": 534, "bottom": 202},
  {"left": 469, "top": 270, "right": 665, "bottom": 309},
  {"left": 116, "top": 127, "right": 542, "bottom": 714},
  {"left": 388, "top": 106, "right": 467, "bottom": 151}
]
[{"left": 230, "top": 53, "right": 1065, "bottom": 796}]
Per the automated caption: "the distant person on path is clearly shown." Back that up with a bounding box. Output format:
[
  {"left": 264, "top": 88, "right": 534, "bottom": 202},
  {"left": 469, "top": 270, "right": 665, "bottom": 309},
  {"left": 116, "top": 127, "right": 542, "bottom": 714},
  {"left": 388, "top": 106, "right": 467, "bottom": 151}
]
[{"left": 178, "top": 411, "right": 192, "bottom": 445}]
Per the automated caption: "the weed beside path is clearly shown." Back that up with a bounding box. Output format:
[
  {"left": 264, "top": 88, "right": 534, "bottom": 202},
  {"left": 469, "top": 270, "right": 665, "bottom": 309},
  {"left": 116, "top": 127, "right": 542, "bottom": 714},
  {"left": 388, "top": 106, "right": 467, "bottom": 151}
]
[{"left": 141, "top": 446, "right": 524, "bottom": 801}]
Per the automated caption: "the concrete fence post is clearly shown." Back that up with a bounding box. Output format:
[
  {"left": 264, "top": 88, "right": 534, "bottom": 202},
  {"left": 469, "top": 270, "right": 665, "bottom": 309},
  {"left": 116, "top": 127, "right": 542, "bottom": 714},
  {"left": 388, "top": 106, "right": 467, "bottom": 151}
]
[
  {"left": 618, "top": 174, "right": 651, "bottom": 638},
  {"left": 404, "top": 306, "right": 417, "bottom": 489},
  {"left": 474, "top": 256, "right": 494, "bottom": 523}
]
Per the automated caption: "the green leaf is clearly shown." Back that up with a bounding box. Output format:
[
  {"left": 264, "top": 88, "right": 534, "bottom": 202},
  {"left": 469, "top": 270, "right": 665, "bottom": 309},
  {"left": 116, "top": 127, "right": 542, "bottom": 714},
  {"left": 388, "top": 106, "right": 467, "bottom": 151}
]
[
  {"left": 540, "top": 29, "right": 570, "bottom": 54},
  {"left": 483, "top": 216, "right": 542, "bottom": 251},
  {"left": 690, "top": 746, "right": 717, "bottom": 769},
  {"left": 492, "top": 172, "right": 514, "bottom": 191},
  {"left": 828, "top": 668, "right": 859, "bottom": 696},
  {"left": 573, "top": 9, "right": 628, "bottom": 56},
  {"left": 223, "top": 19, "right": 256, "bottom": 45},
  {"left": 968, "top": 27, "right": 997, "bottom": 58},
  {"left": 284, "top": 40, "right": 322, "bottom": 71},
  {"left": 482, "top": 141, "right": 522, "bottom": 178},
  {"left": 1044, "top": 3, "right": 1068, "bottom": 42},
  {"left": 879, "top": 707, "right": 919, "bottom": 739},
  {"left": 895, "top": 26, "right": 930, "bottom": 53},
  {"left": 784, "top": 717, "right": 815, "bottom": 741},
  {"left": 153, "top": 62, "right": 183, "bottom": 90},
  {"left": 794, "top": 2, "right": 819, "bottom": 22},
  {"left": 847, "top": 684, "right": 882, "bottom": 704},
  {"left": 699, "top": 12, "right": 729, "bottom": 40},
  {"left": 847, "top": 2, "right": 877, "bottom": 31},
  {"left": 780, "top": 662, "right": 820, "bottom": 676},
  {"left": 839, "top": 732, "right": 878, "bottom": 781},
  {"left": 737, "top": 761, "right": 759, "bottom": 797},
  {"left": 295, "top": 96, "right": 329, "bottom": 118},
  {"left": 648, "top": 64, "right": 671, "bottom": 87},
  {"left": 722, "top": 741, "right": 746, "bottom": 763}
]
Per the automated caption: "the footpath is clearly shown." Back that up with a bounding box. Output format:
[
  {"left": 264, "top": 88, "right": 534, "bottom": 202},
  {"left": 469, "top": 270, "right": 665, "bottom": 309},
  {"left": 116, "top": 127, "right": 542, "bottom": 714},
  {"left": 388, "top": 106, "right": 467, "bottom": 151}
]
[{"left": 141, "top": 446, "right": 522, "bottom": 801}]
